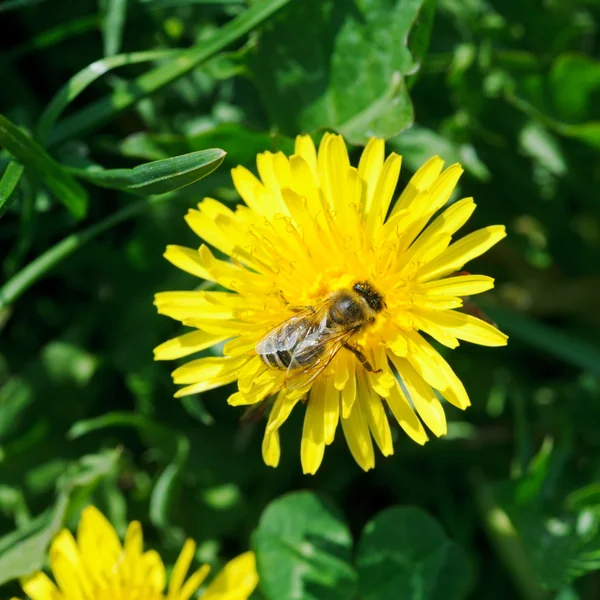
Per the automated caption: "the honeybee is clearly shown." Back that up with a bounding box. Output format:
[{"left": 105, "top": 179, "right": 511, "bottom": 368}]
[{"left": 256, "top": 281, "right": 386, "bottom": 391}]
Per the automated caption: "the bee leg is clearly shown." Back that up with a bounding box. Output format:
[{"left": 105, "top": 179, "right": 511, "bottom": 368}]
[
  {"left": 278, "top": 290, "right": 315, "bottom": 314},
  {"left": 342, "top": 342, "right": 382, "bottom": 373},
  {"left": 289, "top": 305, "right": 315, "bottom": 314}
]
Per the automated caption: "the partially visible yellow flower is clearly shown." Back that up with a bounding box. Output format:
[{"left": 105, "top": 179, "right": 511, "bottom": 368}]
[
  {"left": 15, "top": 506, "right": 257, "bottom": 600},
  {"left": 154, "top": 133, "right": 508, "bottom": 474}
]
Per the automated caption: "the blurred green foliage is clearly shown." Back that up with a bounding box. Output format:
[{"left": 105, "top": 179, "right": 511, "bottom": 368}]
[{"left": 1, "top": 0, "right": 600, "bottom": 598}]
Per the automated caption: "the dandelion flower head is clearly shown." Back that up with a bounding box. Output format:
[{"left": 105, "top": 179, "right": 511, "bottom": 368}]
[
  {"left": 15, "top": 506, "right": 257, "bottom": 600},
  {"left": 154, "top": 133, "right": 508, "bottom": 474}
]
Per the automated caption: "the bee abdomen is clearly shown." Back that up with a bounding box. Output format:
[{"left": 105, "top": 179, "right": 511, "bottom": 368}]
[{"left": 290, "top": 345, "right": 324, "bottom": 368}]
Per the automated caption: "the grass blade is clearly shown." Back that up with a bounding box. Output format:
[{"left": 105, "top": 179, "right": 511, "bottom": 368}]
[
  {"left": 47, "top": 0, "right": 292, "bottom": 146},
  {"left": 67, "top": 148, "right": 226, "bottom": 195},
  {"left": 0, "top": 161, "right": 24, "bottom": 219},
  {"left": 0, "top": 113, "right": 88, "bottom": 218},
  {"left": 37, "top": 49, "right": 184, "bottom": 142},
  {"left": 101, "top": 0, "right": 128, "bottom": 56},
  {"left": 0, "top": 196, "right": 160, "bottom": 310},
  {"left": 0, "top": 0, "right": 45, "bottom": 12},
  {"left": 485, "top": 305, "right": 600, "bottom": 377}
]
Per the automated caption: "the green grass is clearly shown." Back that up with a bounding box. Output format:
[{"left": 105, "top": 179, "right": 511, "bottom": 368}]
[{"left": 1, "top": 0, "right": 600, "bottom": 598}]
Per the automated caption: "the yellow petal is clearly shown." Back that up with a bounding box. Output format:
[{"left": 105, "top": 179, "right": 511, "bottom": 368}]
[
  {"left": 410, "top": 311, "right": 460, "bottom": 349},
  {"left": 179, "top": 564, "right": 211, "bottom": 600},
  {"left": 417, "top": 225, "right": 507, "bottom": 283},
  {"left": 333, "top": 353, "right": 350, "bottom": 390},
  {"left": 141, "top": 550, "right": 167, "bottom": 593},
  {"left": 389, "top": 356, "right": 447, "bottom": 437},
  {"left": 301, "top": 385, "right": 326, "bottom": 475},
  {"left": 421, "top": 275, "right": 495, "bottom": 297},
  {"left": 322, "top": 377, "right": 340, "bottom": 445},
  {"left": 264, "top": 391, "right": 302, "bottom": 434},
  {"left": 154, "top": 331, "right": 227, "bottom": 361},
  {"left": 48, "top": 531, "right": 85, "bottom": 600},
  {"left": 77, "top": 506, "right": 122, "bottom": 579},
  {"left": 421, "top": 309, "right": 508, "bottom": 347},
  {"left": 392, "top": 155, "right": 444, "bottom": 215},
  {"left": 231, "top": 165, "right": 273, "bottom": 217},
  {"left": 403, "top": 330, "right": 450, "bottom": 391},
  {"left": 172, "top": 356, "right": 248, "bottom": 385},
  {"left": 168, "top": 539, "right": 196, "bottom": 600},
  {"left": 294, "top": 134, "right": 318, "bottom": 175},
  {"left": 401, "top": 198, "right": 475, "bottom": 267},
  {"left": 384, "top": 376, "right": 429, "bottom": 445},
  {"left": 184, "top": 208, "right": 233, "bottom": 257},
  {"left": 203, "top": 552, "right": 258, "bottom": 600},
  {"left": 164, "top": 245, "right": 211, "bottom": 280},
  {"left": 358, "top": 371, "right": 393, "bottom": 456},
  {"left": 421, "top": 163, "right": 464, "bottom": 217},
  {"left": 341, "top": 397, "right": 375, "bottom": 471},
  {"left": 358, "top": 137, "right": 385, "bottom": 214},
  {"left": 21, "top": 572, "right": 61, "bottom": 600},
  {"left": 262, "top": 429, "right": 281, "bottom": 467},
  {"left": 364, "top": 152, "right": 401, "bottom": 238},
  {"left": 174, "top": 370, "right": 245, "bottom": 398},
  {"left": 341, "top": 360, "right": 357, "bottom": 418}
]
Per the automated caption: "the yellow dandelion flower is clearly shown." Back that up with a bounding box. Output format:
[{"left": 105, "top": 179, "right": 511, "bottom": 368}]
[
  {"left": 15, "top": 506, "right": 258, "bottom": 600},
  {"left": 154, "top": 133, "right": 508, "bottom": 474}
]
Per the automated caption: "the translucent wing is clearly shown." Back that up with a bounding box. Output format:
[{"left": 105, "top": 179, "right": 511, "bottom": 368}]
[
  {"left": 284, "top": 327, "right": 357, "bottom": 392},
  {"left": 255, "top": 300, "right": 330, "bottom": 355}
]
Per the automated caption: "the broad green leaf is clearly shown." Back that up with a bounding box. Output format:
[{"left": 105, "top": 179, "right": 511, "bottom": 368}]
[
  {"left": 247, "top": 0, "right": 428, "bottom": 144},
  {"left": 101, "top": 0, "right": 128, "bottom": 56},
  {"left": 67, "top": 148, "right": 225, "bottom": 195},
  {"left": 252, "top": 491, "right": 358, "bottom": 600},
  {"left": 47, "top": 0, "right": 293, "bottom": 146},
  {"left": 0, "top": 160, "right": 24, "bottom": 219},
  {"left": 356, "top": 506, "right": 471, "bottom": 600},
  {"left": 0, "top": 114, "right": 88, "bottom": 218}
]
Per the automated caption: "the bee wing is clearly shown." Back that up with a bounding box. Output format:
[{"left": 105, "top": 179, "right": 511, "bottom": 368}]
[
  {"left": 255, "top": 300, "right": 330, "bottom": 354},
  {"left": 284, "top": 328, "right": 356, "bottom": 392}
]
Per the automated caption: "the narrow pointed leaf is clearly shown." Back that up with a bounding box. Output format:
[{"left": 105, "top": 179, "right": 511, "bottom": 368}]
[
  {"left": 0, "top": 113, "right": 88, "bottom": 218},
  {"left": 67, "top": 148, "right": 226, "bottom": 195}
]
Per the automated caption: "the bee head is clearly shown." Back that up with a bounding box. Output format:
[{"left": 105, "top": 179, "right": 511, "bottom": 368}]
[{"left": 353, "top": 281, "right": 385, "bottom": 312}]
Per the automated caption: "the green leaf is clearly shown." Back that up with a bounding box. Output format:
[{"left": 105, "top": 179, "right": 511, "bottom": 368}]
[
  {"left": 0, "top": 493, "right": 68, "bottom": 586},
  {"left": 406, "top": 0, "right": 437, "bottom": 87},
  {"left": 483, "top": 305, "right": 600, "bottom": 377},
  {"left": 248, "top": 0, "right": 428, "bottom": 144},
  {"left": 0, "top": 449, "right": 119, "bottom": 585},
  {"left": 0, "top": 0, "right": 45, "bottom": 13},
  {"left": 37, "top": 48, "right": 183, "bottom": 143},
  {"left": 0, "top": 114, "right": 88, "bottom": 218},
  {"left": 355, "top": 506, "right": 471, "bottom": 600},
  {"left": 0, "top": 168, "right": 230, "bottom": 309},
  {"left": 389, "top": 125, "right": 490, "bottom": 180},
  {"left": 68, "top": 412, "right": 189, "bottom": 529},
  {"left": 0, "top": 160, "right": 24, "bottom": 219},
  {"left": 67, "top": 148, "right": 226, "bottom": 195},
  {"left": 101, "top": 0, "right": 128, "bottom": 56},
  {"left": 47, "top": 0, "right": 293, "bottom": 146},
  {"left": 507, "top": 54, "right": 600, "bottom": 149},
  {"left": 252, "top": 491, "right": 358, "bottom": 600}
]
